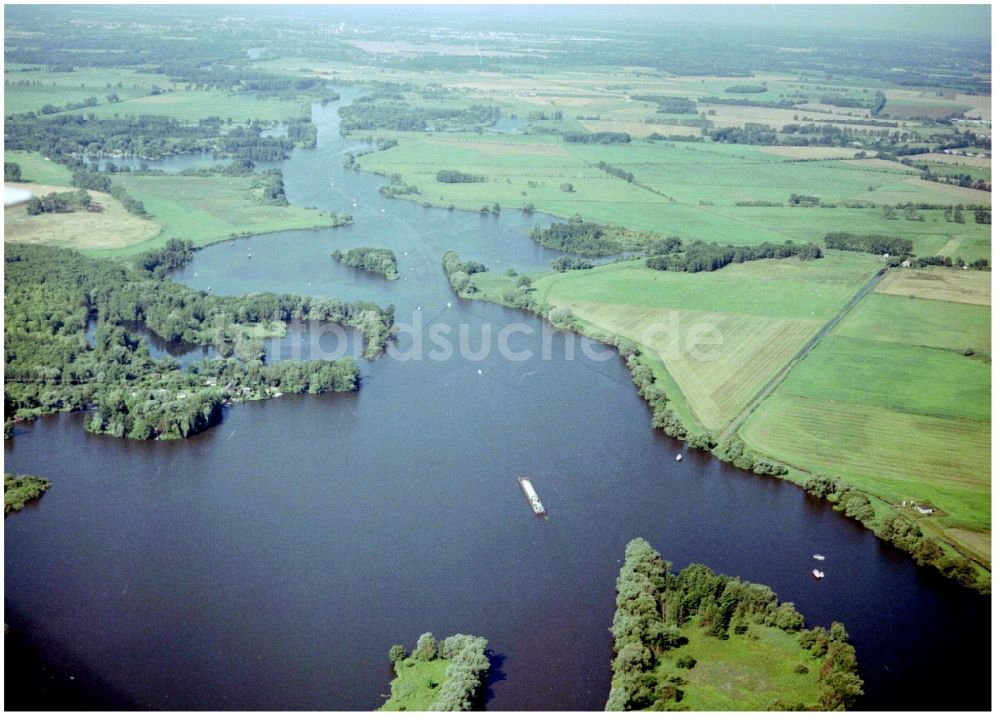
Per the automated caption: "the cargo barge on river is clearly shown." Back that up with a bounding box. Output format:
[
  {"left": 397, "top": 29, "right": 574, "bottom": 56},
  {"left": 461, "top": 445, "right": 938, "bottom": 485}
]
[{"left": 518, "top": 476, "right": 546, "bottom": 517}]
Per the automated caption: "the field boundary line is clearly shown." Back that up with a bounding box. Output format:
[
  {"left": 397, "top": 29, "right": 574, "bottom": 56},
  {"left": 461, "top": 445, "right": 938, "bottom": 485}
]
[{"left": 718, "top": 266, "right": 888, "bottom": 441}]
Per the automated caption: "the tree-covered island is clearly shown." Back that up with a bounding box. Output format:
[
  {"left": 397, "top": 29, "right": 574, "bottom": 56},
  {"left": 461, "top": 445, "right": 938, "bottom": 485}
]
[
  {"left": 380, "top": 633, "right": 490, "bottom": 711},
  {"left": 4, "top": 243, "right": 395, "bottom": 440},
  {"left": 607, "top": 539, "right": 863, "bottom": 711},
  {"left": 332, "top": 246, "right": 399, "bottom": 280}
]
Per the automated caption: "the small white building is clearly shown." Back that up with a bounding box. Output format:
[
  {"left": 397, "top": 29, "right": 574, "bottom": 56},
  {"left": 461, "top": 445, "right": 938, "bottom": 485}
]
[{"left": 901, "top": 259, "right": 912, "bottom": 268}]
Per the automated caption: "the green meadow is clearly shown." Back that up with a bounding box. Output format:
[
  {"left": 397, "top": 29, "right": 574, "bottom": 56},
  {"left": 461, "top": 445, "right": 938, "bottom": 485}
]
[
  {"left": 102, "top": 173, "right": 332, "bottom": 256},
  {"left": 4, "top": 66, "right": 183, "bottom": 115},
  {"left": 378, "top": 657, "right": 450, "bottom": 711},
  {"left": 475, "top": 252, "right": 881, "bottom": 433},
  {"left": 4, "top": 150, "right": 73, "bottom": 185},
  {"left": 742, "top": 277, "right": 991, "bottom": 557},
  {"left": 362, "top": 136, "right": 990, "bottom": 256},
  {"left": 656, "top": 622, "right": 825, "bottom": 711}
]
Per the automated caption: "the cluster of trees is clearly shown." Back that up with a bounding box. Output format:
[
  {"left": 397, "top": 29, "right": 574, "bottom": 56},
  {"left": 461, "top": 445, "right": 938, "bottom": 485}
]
[
  {"left": 606, "top": 538, "right": 863, "bottom": 711},
  {"left": 250, "top": 169, "right": 289, "bottom": 206},
  {"left": 530, "top": 219, "right": 665, "bottom": 256},
  {"left": 699, "top": 96, "right": 796, "bottom": 110},
  {"left": 824, "top": 232, "right": 913, "bottom": 255},
  {"left": 71, "top": 168, "right": 111, "bottom": 193},
  {"left": 631, "top": 94, "right": 697, "bottom": 114},
  {"left": 386, "top": 633, "right": 490, "bottom": 712},
  {"left": 498, "top": 274, "right": 535, "bottom": 310},
  {"left": 724, "top": 85, "right": 768, "bottom": 94},
  {"left": 379, "top": 173, "right": 420, "bottom": 198},
  {"left": 595, "top": 160, "right": 635, "bottom": 183},
  {"left": 70, "top": 167, "right": 147, "bottom": 216},
  {"left": 710, "top": 124, "right": 778, "bottom": 145},
  {"left": 527, "top": 109, "right": 563, "bottom": 121},
  {"left": 551, "top": 256, "right": 594, "bottom": 272},
  {"left": 38, "top": 96, "right": 100, "bottom": 115},
  {"left": 436, "top": 169, "right": 485, "bottom": 183},
  {"left": 5, "top": 162, "right": 21, "bottom": 181},
  {"left": 622, "top": 349, "right": 718, "bottom": 448},
  {"left": 546, "top": 307, "right": 576, "bottom": 330},
  {"left": 788, "top": 193, "right": 820, "bottom": 206},
  {"left": 4, "top": 244, "right": 394, "bottom": 440},
  {"left": 718, "top": 437, "right": 788, "bottom": 477},
  {"left": 818, "top": 94, "right": 867, "bottom": 108},
  {"left": 646, "top": 240, "right": 822, "bottom": 273},
  {"left": 135, "top": 238, "right": 195, "bottom": 279},
  {"left": 26, "top": 189, "right": 92, "bottom": 215},
  {"left": 338, "top": 97, "right": 500, "bottom": 133},
  {"left": 4, "top": 473, "right": 52, "bottom": 514},
  {"left": 909, "top": 255, "right": 990, "bottom": 270},
  {"left": 562, "top": 131, "right": 631, "bottom": 144},
  {"left": 331, "top": 247, "right": 399, "bottom": 280},
  {"left": 5, "top": 112, "right": 312, "bottom": 167},
  {"left": 870, "top": 90, "right": 888, "bottom": 117},
  {"left": 442, "top": 251, "right": 487, "bottom": 295},
  {"left": 530, "top": 221, "right": 623, "bottom": 256}
]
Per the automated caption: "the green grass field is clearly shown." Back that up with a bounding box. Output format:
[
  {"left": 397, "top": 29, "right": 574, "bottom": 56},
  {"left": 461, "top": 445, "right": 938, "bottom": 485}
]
[
  {"left": 834, "top": 292, "right": 991, "bottom": 353},
  {"left": 776, "top": 335, "right": 989, "bottom": 422},
  {"left": 5, "top": 181, "right": 161, "bottom": 250},
  {"left": 4, "top": 151, "right": 332, "bottom": 255},
  {"left": 4, "top": 151, "right": 73, "bottom": 185},
  {"left": 5, "top": 65, "right": 307, "bottom": 122},
  {"left": 70, "top": 89, "right": 308, "bottom": 122},
  {"left": 922, "top": 161, "right": 991, "bottom": 183},
  {"left": 361, "top": 135, "right": 990, "bottom": 255},
  {"left": 741, "top": 278, "right": 991, "bottom": 552},
  {"left": 877, "top": 267, "right": 992, "bottom": 305},
  {"left": 531, "top": 253, "right": 881, "bottom": 319},
  {"left": 657, "top": 622, "right": 824, "bottom": 711},
  {"left": 4, "top": 66, "right": 184, "bottom": 116},
  {"left": 742, "top": 395, "right": 990, "bottom": 531},
  {"left": 102, "top": 173, "right": 332, "bottom": 256},
  {"left": 378, "top": 657, "right": 450, "bottom": 711},
  {"left": 501, "top": 252, "right": 882, "bottom": 432}
]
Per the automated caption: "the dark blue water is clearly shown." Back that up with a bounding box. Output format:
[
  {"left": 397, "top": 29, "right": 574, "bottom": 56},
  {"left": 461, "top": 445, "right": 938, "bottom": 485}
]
[{"left": 5, "top": 87, "right": 991, "bottom": 711}]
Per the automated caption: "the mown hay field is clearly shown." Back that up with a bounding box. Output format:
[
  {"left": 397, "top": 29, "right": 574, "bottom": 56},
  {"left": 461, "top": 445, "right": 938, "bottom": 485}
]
[
  {"left": 4, "top": 182, "right": 161, "bottom": 250},
  {"left": 877, "top": 268, "right": 991, "bottom": 305}
]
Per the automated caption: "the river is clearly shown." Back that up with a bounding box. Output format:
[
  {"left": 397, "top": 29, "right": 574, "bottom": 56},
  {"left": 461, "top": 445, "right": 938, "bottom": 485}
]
[{"left": 4, "top": 87, "right": 990, "bottom": 711}]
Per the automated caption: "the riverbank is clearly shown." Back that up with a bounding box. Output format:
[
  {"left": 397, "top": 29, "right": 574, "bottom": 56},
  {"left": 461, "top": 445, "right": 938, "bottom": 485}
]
[
  {"left": 448, "top": 256, "right": 990, "bottom": 592},
  {"left": 4, "top": 153, "right": 349, "bottom": 259}
]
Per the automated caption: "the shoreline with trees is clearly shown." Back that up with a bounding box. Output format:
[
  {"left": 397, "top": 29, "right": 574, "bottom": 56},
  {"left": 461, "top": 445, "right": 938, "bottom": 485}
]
[
  {"left": 380, "top": 633, "right": 490, "bottom": 711},
  {"left": 607, "top": 538, "right": 864, "bottom": 711}
]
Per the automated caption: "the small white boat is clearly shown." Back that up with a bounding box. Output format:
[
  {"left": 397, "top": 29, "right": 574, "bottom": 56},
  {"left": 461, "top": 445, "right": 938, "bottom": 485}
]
[
  {"left": 812, "top": 569, "right": 825, "bottom": 580},
  {"left": 248, "top": 252, "right": 253, "bottom": 259},
  {"left": 813, "top": 554, "right": 826, "bottom": 561},
  {"left": 380, "top": 208, "right": 385, "bottom": 213},
  {"left": 675, "top": 453, "right": 683, "bottom": 462},
  {"left": 477, "top": 369, "right": 483, "bottom": 376}
]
